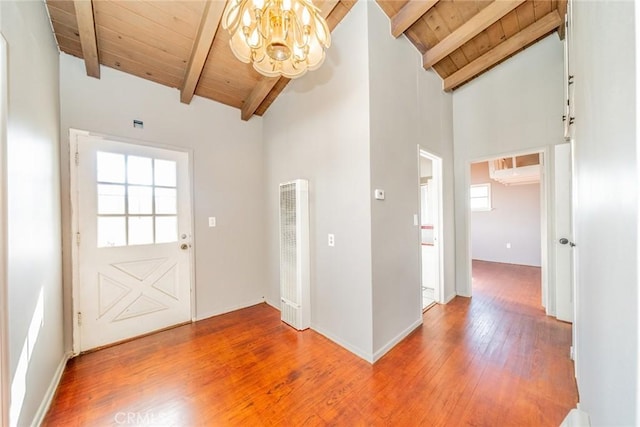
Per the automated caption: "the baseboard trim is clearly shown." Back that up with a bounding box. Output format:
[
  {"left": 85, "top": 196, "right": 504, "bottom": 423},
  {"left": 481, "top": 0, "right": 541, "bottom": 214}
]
[
  {"left": 32, "top": 351, "right": 72, "bottom": 426},
  {"left": 310, "top": 324, "right": 374, "bottom": 363},
  {"left": 264, "top": 298, "right": 280, "bottom": 311},
  {"left": 195, "top": 297, "right": 266, "bottom": 322},
  {"left": 265, "top": 301, "right": 373, "bottom": 361},
  {"left": 372, "top": 317, "right": 422, "bottom": 363},
  {"left": 443, "top": 292, "right": 457, "bottom": 303},
  {"left": 560, "top": 408, "right": 590, "bottom": 426}
]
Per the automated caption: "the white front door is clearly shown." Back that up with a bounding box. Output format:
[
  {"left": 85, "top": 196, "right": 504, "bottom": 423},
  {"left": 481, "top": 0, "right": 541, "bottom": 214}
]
[
  {"left": 72, "top": 132, "right": 193, "bottom": 352},
  {"left": 554, "top": 142, "right": 574, "bottom": 323}
]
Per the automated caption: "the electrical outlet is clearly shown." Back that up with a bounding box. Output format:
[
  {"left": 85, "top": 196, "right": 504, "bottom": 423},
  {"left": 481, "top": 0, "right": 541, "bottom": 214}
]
[
  {"left": 328, "top": 234, "right": 335, "bottom": 247},
  {"left": 208, "top": 217, "right": 216, "bottom": 227}
]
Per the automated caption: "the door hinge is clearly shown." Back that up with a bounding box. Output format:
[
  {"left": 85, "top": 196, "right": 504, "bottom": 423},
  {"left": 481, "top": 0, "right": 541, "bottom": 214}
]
[
  {"left": 76, "top": 232, "right": 80, "bottom": 245},
  {"left": 75, "top": 151, "right": 79, "bottom": 166},
  {"left": 77, "top": 311, "right": 82, "bottom": 326}
]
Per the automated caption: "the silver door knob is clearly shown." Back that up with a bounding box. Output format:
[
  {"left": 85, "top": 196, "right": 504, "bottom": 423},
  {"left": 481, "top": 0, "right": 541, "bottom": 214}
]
[
  {"left": 559, "top": 238, "right": 576, "bottom": 247},
  {"left": 180, "top": 243, "right": 189, "bottom": 250}
]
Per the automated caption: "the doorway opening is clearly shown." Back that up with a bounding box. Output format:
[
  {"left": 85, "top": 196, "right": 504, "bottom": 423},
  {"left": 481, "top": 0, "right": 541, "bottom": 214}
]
[
  {"left": 468, "top": 150, "right": 547, "bottom": 309},
  {"left": 419, "top": 148, "right": 444, "bottom": 310}
]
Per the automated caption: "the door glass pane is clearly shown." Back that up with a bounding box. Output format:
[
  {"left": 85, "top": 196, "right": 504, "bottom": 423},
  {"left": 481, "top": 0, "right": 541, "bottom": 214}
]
[
  {"left": 98, "top": 216, "right": 126, "bottom": 247},
  {"left": 128, "top": 216, "right": 153, "bottom": 245},
  {"left": 96, "top": 151, "right": 185, "bottom": 247},
  {"left": 154, "top": 159, "right": 176, "bottom": 187},
  {"left": 155, "top": 187, "right": 177, "bottom": 214},
  {"left": 155, "top": 216, "right": 177, "bottom": 243},
  {"left": 97, "top": 152, "right": 125, "bottom": 183},
  {"left": 97, "top": 184, "right": 125, "bottom": 214},
  {"left": 127, "top": 155, "right": 152, "bottom": 185},
  {"left": 128, "top": 185, "right": 152, "bottom": 214}
]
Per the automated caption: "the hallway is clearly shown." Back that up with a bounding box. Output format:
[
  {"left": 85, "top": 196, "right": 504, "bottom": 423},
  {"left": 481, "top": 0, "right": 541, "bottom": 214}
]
[{"left": 43, "top": 260, "right": 577, "bottom": 426}]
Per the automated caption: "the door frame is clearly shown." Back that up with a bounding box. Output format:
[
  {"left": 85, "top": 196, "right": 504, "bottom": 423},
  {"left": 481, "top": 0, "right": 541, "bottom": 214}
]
[
  {"left": 68, "top": 129, "right": 196, "bottom": 355},
  {"left": 465, "top": 147, "right": 550, "bottom": 309},
  {"left": 418, "top": 147, "right": 445, "bottom": 304},
  {"left": 0, "top": 33, "right": 9, "bottom": 427}
]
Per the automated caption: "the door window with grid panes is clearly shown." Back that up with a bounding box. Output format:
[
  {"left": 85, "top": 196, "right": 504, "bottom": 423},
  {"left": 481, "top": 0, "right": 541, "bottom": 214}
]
[{"left": 96, "top": 152, "right": 178, "bottom": 247}]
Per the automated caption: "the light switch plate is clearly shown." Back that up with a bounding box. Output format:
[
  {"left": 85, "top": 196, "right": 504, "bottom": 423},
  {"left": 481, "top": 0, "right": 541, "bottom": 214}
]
[{"left": 208, "top": 217, "right": 216, "bottom": 227}]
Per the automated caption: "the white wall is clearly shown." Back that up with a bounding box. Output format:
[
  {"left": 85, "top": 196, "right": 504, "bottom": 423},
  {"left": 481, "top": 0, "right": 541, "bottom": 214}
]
[
  {"left": 59, "top": 54, "right": 266, "bottom": 333},
  {"left": 263, "top": 0, "right": 374, "bottom": 359},
  {"left": 571, "top": 1, "right": 638, "bottom": 424},
  {"left": 367, "top": 2, "right": 454, "bottom": 357},
  {"left": 452, "top": 34, "right": 564, "bottom": 296},
  {"left": 263, "top": 1, "right": 455, "bottom": 362},
  {"left": 417, "top": 68, "right": 456, "bottom": 305},
  {"left": 470, "top": 162, "right": 541, "bottom": 266},
  {"left": 1, "top": 1, "right": 65, "bottom": 425}
]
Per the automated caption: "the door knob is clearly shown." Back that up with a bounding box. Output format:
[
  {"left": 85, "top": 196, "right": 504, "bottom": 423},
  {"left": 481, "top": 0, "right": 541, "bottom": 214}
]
[
  {"left": 559, "top": 238, "right": 576, "bottom": 247},
  {"left": 180, "top": 243, "right": 189, "bottom": 250}
]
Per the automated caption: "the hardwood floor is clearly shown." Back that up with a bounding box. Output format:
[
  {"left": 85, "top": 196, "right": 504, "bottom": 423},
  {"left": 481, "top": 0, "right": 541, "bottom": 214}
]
[{"left": 43, "top": 260, "right": 577, "bottom": 426}]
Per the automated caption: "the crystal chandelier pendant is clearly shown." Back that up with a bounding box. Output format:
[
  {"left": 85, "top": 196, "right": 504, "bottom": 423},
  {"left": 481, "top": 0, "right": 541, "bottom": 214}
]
[{"left": 222, "top": 0, "right": 331, "bottom": 79}]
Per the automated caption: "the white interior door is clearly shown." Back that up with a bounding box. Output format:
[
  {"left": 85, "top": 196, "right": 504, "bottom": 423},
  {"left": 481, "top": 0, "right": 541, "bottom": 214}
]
[
  {"left": 73, "top": 132, "right": 193, "bottom": 352},
  {"left": 554, "top": 143, "right": 573, "bottom": 322}
]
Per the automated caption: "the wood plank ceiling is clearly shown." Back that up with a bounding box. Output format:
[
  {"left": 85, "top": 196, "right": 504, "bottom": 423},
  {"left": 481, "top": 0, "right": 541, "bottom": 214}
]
[
  {"left": 45, "top": 0, "right": 566, "bottom": 121},
  {"left": 376, "top": 0, "right": 566, "bottom": 90}
]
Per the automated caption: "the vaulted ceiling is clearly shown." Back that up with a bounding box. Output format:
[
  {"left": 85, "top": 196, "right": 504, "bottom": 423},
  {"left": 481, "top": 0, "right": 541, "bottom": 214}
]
[
  {"left": 376, "top": 0, "right": 566, "bottom": 90},
  {"left": 45, "top": 0, "right": 566, "bottom": 121}
]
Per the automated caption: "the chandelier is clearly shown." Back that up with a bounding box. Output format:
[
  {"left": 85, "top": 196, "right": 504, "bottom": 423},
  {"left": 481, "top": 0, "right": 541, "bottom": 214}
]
[{"left": 221, "top": 0, "right": 331, "bottom": 79}]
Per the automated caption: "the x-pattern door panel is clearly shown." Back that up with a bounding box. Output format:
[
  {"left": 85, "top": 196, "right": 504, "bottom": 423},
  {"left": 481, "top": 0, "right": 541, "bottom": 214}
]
[{"left": 74, "top": 134, "right": 193, "bottom": 351}]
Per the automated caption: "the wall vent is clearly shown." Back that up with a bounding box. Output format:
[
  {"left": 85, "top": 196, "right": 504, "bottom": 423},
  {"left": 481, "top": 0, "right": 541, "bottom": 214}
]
[{"left": 279, "top": 179, "right": 310, "bottom": 330}]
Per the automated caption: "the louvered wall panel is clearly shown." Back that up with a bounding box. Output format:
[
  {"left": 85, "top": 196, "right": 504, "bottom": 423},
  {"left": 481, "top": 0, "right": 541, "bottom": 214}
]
[{"left": 279, "top": 180, "right": 310, "bottom": 330}]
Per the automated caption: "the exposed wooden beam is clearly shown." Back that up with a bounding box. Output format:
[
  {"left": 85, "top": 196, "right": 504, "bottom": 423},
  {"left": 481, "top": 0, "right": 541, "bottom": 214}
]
[
  {"left": 251, "top": 1, "right": 357, "bottom": 117},
  {"left": 391, "top": 0, "right": 439, "bottom": 38},
  {"left": 181, "top": 0, "right": 225, "bottom": 104},
  {"left": 556, "top": 0, "right": 568, "bottom": 40},
  {"left": 423, "top": 0, "right": 525, "bottom": 69},
  {"left": 240, "top": 0, "right": 340, "bottom": 121},
  {"left": 241, "top": 76, "right": 281, "bottom": 121},
  {"left": 443, "top": 10, "right": 561, "bottom": 92},
  {"left": 74, "top": 0, "right": 100, "bottom": 78},
  {"left": 317, "top": 0, "right": 341, "bottom": 23}
]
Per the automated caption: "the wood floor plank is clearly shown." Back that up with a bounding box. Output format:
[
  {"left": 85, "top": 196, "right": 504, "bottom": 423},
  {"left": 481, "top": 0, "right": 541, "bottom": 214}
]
[{"left": 43, "top": 260, "right": 577, "bottom": 426}]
